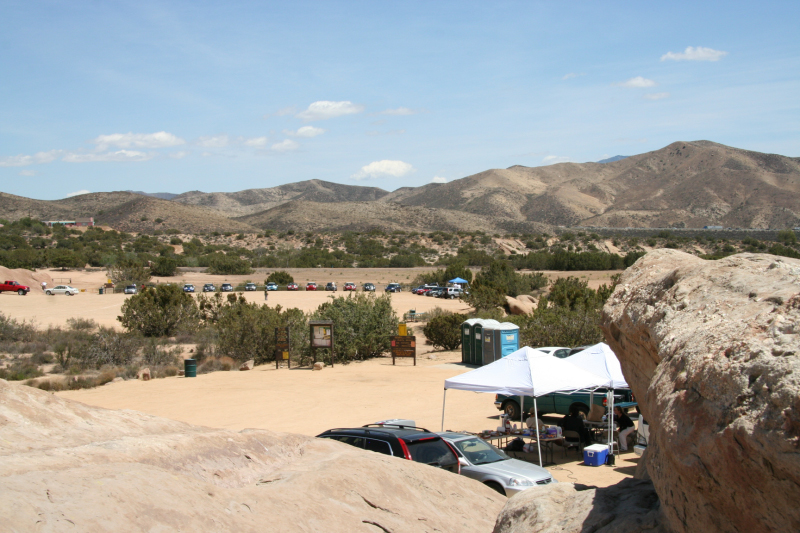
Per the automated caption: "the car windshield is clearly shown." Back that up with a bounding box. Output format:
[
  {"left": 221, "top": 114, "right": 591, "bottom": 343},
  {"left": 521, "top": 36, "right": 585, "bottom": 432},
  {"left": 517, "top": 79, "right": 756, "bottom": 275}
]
[
  {"left": 452, "top": 437, "right": 509, "bottom": 465},
  {"left": 406, "top": 438, "right": 457, "bottom": 468}
]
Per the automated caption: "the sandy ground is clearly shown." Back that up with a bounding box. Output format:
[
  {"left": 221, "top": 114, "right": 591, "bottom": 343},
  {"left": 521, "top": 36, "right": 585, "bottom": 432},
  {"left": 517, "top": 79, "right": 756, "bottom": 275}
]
[{"left": 5, "top": 265, "right": 636, "bottom": 489}]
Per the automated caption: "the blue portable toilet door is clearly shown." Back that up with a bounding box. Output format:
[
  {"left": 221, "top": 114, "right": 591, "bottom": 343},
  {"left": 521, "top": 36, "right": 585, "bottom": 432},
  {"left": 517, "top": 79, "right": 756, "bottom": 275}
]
[{"left": 497, "top": 322, "right": 520, "bottom": 358}]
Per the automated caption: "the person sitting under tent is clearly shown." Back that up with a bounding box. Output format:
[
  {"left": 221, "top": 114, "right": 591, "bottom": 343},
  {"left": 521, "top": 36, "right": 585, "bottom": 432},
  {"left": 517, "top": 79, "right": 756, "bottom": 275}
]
[
  {"left": 559, "top": 406, "right": 592, "bottom": 445},
  {"left": 614, "top": 406, "right": 635, "bottom": 451}
]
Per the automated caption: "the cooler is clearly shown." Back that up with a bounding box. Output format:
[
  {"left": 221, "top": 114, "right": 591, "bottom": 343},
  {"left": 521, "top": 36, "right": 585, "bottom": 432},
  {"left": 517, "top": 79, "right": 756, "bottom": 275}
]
[{"left": 583, "top": 444, "right": 609, "bottom": 467}]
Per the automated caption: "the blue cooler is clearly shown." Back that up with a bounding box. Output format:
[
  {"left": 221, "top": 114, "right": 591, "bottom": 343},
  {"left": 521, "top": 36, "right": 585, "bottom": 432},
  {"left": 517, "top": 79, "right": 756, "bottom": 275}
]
[{"left": 583, "top": 444, "right": 609, "bottom": 467}]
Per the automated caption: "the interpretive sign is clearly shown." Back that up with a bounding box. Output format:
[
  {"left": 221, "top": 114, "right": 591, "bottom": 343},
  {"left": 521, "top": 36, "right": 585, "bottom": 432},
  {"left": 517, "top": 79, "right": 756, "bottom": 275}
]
[
  {"left": 391, "top": 336, "right": 416, "bottom": 366},
  {"left": 275, "top": 326, "right": 290, "bottom": 369},
  {"left": 309, "top": 320, "right": 335, "bottom": 367}
]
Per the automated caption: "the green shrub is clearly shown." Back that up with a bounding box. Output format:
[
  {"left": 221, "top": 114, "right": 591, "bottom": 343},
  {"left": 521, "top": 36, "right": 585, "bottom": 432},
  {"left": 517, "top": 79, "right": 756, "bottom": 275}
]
[
  {"left": 151, "top": 256, "right": 178, "bottom": 277},
  {"left": 266, "top": 271, "right": 294, "bottom": 285},
  {"left": 207, "top": 253, "right": 252, "bottom": 275},
  {"left": 310, "top": 292, "right": 398, "bottom": 363},
  {"left": 118, "top": 284, "right": 200, "bottom": 337},
  {"left": 0, "top": 362, "right": 44, "bottom": 381},
  {"left": 423, "top": 313, "right": 467, "bottom": 350}
]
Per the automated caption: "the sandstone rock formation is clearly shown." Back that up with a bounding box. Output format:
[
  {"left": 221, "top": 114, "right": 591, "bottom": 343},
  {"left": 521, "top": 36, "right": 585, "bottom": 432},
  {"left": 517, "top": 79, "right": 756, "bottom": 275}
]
[
  {"left": 506, "top": 296, "right": 533, "bottom": 315},
  {"left": 493, "top": 479, "right": 669, "bottom": 533},
  {"left": 601, "top": 250, "right": 800, "bottom": 532},
  {"left": 0, "top": 380, "right": 504, "bottom": 532}
]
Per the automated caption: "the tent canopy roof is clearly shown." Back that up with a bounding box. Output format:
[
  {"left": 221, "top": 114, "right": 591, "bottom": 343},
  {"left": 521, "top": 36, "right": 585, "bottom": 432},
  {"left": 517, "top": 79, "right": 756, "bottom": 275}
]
[
  {"left": 448, "top": 277, "right": 469, "bottom": 284},
  {"left": 444, "top": 346, "right": 610, "bottom": 397},
  {"left": 565, "top": 342, "right": 628, "bottom": 389}
]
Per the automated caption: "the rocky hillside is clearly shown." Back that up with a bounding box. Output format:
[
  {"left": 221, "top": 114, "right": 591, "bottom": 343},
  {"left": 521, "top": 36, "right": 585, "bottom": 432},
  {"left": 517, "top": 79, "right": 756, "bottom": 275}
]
[
  {"left": 0, "top": 380, "right": 505, "bottom": 532},
  {"left": 173, "top": 179, "right": 390, "bottom": 217},
  {"left": 384, "top": 141, "right": 800, "bottom": 229},
  {"left": 236, "top": 200, "right": 553, "bottom": 234}
]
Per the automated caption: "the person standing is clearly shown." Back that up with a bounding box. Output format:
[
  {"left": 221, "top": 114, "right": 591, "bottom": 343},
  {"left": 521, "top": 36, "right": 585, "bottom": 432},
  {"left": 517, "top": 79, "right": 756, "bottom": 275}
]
[
  {"left": 41, "top": 281, "right": 47, "bottom": 292},
  {"left": 614, "top": 406, "right": 635, "bottom": 452},
  {"left": 264, "top": 287, "right": 268, "bottom": 302}
]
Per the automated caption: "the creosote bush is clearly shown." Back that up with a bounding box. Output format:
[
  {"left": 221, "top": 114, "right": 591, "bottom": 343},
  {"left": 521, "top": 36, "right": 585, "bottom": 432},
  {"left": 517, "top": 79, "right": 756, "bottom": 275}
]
[
  {"left": 424, "top": 313, "right": 467, "bottom": 351},
  {"left": 118, "top": 284, "right": 199, "bottom": 337}
]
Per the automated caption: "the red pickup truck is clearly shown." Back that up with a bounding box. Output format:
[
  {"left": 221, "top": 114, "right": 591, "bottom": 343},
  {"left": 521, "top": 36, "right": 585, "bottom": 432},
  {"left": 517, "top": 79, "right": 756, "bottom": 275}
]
[{"left": 0, "top": 280, "right": 31, "bottom": 295}]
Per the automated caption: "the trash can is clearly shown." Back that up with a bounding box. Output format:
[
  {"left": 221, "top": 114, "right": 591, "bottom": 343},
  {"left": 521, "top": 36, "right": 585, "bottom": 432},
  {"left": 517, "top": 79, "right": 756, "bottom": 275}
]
[
  {"left": 99, "top": 287, "right": 104, "bottom": 295},
  {"left": 184, "top": 358, "right": 197, "bottom": 378}
]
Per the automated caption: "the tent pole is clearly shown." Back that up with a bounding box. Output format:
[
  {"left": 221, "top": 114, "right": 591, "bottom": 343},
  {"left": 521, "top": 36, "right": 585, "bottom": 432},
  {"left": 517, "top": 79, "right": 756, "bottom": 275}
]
[
  {"left": 441, "top": 389, "right": 447, "bottom": 432},
  {"left": 533, "top": 397, "right": 542, "bottom": 468},
  {"left": 608, "top": 390, "right": 614, "bottom": 454},
  {"left": 520, "top": 395, "right": 524, "bottom": 428}
]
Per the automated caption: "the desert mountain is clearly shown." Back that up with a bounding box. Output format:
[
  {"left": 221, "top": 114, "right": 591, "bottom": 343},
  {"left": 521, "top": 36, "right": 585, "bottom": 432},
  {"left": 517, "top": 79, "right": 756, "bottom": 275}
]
[
  {"left": 172, "top": 179, "right": 390, "bottom": 217},
  {"left": 0, "top": 191, "right": 258, "bottom": 234},
  {"left": 382, "top": 141, "right": 800, "bottom": 229},
  {"left": 236, "top": 200, "right": 552, "bottom": 234}
]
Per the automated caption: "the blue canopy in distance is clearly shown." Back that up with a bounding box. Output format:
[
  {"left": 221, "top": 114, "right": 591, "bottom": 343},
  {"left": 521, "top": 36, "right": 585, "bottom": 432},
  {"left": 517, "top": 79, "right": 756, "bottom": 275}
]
[{"left": 449, "top": 277, "right": 469, "bottom": 284}]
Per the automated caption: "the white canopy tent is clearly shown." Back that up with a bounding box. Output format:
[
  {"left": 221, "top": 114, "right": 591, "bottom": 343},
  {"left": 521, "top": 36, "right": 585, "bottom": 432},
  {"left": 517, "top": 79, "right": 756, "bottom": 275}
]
[
  {"left": 442, "top": 346, "right": 611, "bottom": 466},
  {"left": 565, "top": 342, "right": 629, "bottom": 452}
]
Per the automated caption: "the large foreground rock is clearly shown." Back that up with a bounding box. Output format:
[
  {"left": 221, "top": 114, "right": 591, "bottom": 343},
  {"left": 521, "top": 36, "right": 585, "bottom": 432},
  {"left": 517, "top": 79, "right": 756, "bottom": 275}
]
[
  {"left": 601, "top": 251, "right": 800, "bottom": 533},
  {"left": 493, "top": 479, "right": 668, "bottom": 533},
  {"left": 0, "top": 380, "right": 504, "bottom": 532}
]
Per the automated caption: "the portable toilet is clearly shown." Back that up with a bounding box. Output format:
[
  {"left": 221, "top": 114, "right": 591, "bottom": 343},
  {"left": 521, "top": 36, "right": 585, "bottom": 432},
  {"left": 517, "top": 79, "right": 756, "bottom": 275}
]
[
  {"left": 482, "top": 322, "right": 500, "bottom": 365},
  {"left": 461, "top": 319, "right": 481, "bottom": 364},
  {"left": 473, "top": 319, "right": 500, "bottom": 366},
  {"left": 494, "top": 322, "right": 520, "bottom": 359}
]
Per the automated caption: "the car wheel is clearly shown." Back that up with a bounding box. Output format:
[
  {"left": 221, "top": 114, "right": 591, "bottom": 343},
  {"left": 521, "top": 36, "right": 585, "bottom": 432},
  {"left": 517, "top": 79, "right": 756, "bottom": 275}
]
[
  {"left": 46, "top": 290, "right": 52, "bottom": 295},
  {"left": 503, "top": 401, "right": 521, "bottom": 420},
  {"left": 67, "top": 292, "right": 73, "bottom": 296},
  {"left": 484, "top": 481, "right": 505, "bottom": 495},
  {"left": 18, "top": 289, "right": 26, "bottom": 296}
]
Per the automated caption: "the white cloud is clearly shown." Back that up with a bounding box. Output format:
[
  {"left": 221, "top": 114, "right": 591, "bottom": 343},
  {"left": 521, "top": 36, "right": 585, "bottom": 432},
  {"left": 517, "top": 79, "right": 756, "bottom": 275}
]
[
  {"left": 244, "top": 136, "right": 269, "bottom": 147},
  {"left": 542, "top": 155, "right": 571, "bottom": 165},
  {"left": 284, "top": 126, "right": 325, "bottom": 138},
  {"left": 380, "top": 107, "right": 416, "bottom": 116},
  {"left": 169, "top": 151, "right": 191, "bottom": 159},
  {"left": 63, "top": 150, "right": 154, "bottom": 163},
  {"left": 196, "top": 135, "right": 229, "bottom": 148},
  {"left": 0, "top": 150, "right": 63, "bottom": 167},
  {"left": 562, "top": 73, "right": 577, "bottom": 80},
  {"left": 431, "top": 176, "right": 447, "bottom": 184},
  {"left": 661, "top": 46, "right": 728, "bottom": 62},
  {"left": 271, "top": 139, "right": 299, "bottom": 152},
  {"left": 296, "top": 100, "right": 364, "bottom": 121},
  {"left": 352, "top": 160, "right": 415, "bottom": 180},
  {"left": 19, "top": 169, "right": 36, "bottom": 176},
  {"left": 65, "top": 190, "right": 91, "bottom": 197},
  {"left": 92, "top": 131, "right": 184, "bottom": 150},
  {"left": 644, "top": 92, "right": 671, "bottom": 100},
  {"left": 615, "top": 76, "right": 657, "bottom": 88},
  {"left": 275, "top": 106, "right": 296, "bottom": 116}
]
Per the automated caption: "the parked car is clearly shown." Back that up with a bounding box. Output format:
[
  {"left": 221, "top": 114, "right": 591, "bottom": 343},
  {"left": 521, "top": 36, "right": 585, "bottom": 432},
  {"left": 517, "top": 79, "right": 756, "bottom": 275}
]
[
  {"left": 266, "top": 282, "right": 278, "bottom": 291},
  {"left": 317, "top": 424, "right": 460, "bottom": 474},
  {"left": 287, "top": 283, "right": 299, "bottom": 291},
  {"left": 46, "top": 285, "right": 79, "bottom": 296},
  {"left": 183, "top": 284, "right": 195, "bottom": 293},
  {"left": 385, "top": 283, "right": 402, "bottom": 293},
  {"left": 325, "top": 282, "right": 337, "bottom": 291},
  {"left": 363, "top": 283, "right": 376, "bottom": 292},
  {"left": 568, "top": 345, "right": 593, "bottom": 357},
  {"left": 344, "top": 282, "right": 356, "bottom": 291},
  {"left": 535, "top": 347, "right": 570, "bottom": 359},
  {"left": 306, "top": 282, "right": 317, "bottom": 291},
  {"left": 443, "top": 287, "right": 464, "bottom": 299},
  {"left": 0, "top": 280, "right": 31, "bottom": 295},
  {"left": 495, "top": 387, "right": 634, "bottom": 420},
  {"left": 124, "top": 285, "right": 138, "bottom": 295},
  {"left": 428, "top": 287, "right": 446, "bottom": 297},
  {"left": 437, "top": 432, "right": 555, "bottom": 496},
  {"left": 221, "top": 283, "right": 233, "bottom": 292},
  {"left": 244, "top": 283, "right": 257, "bottom": 291},
  {"left": 203, "top": 283, "right": 215, "bottom": 292}
]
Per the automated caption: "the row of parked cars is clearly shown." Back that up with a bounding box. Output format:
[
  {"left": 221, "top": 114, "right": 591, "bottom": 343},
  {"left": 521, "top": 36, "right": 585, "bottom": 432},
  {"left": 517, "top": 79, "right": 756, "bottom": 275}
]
[
  {"left": 317, "top": 421, "right": 554, "bottom": 497},
  {"left": 411, "top": 284, "right": 467, "bottom": 300},
  {"left": 175, "top": 282, "right": 400, "bottom": 293}
]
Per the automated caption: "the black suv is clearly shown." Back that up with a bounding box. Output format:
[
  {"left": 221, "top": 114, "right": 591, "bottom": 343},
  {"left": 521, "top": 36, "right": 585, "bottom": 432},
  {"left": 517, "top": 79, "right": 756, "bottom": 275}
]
[
  {"left": 317, "top": 424, "right": 460, "bottom": 473},
  {"left": 385, "top": 283, "right": 402, "bottom": 293}
]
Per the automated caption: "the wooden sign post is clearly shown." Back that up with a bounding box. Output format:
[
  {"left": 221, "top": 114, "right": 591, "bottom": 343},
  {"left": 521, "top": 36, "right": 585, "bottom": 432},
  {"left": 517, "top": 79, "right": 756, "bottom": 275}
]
[
  {"left": 309, "top": 320, "right": 334, "bottom": 367},
  {"left": 391, "top": 336, "right": 416, "bottom": 366},
  {"left": 275, "top": 326, "right": 291, "bottom": 369}
]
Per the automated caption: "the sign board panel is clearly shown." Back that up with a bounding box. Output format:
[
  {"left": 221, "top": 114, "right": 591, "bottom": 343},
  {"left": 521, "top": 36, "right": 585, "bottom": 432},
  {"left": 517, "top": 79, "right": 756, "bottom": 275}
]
[
  {"left": 275, "top": 326, "right": 291, "bottom": 368},
  {"left": 391, "top": 336, "right": 416, "bottom": 366},
  {"left": 311, "top": 325, "right": 332, "bottom": 347},
  {"left": 398, "top": 323, "right": 407, "bottom": 337}
]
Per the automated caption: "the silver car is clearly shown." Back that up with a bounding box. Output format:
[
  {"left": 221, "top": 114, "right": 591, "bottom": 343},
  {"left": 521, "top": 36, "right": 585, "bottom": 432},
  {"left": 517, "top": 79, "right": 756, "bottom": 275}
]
[
  {"left": 46, "top": 285, "right": 79, "bottom": 296},
  {"left": 438, "top": 432, "right": 555, "bottom": 496}
]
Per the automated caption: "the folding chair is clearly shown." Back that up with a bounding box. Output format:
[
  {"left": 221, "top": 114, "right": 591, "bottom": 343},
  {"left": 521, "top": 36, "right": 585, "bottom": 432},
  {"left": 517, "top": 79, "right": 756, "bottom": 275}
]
[{"left": 562, "top": 430, "right": 583, "bottom": 457}]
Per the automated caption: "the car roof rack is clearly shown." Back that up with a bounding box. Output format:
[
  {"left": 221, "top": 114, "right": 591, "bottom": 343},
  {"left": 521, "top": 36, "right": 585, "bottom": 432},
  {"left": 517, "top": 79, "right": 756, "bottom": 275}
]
[{"left": 361, "top": 423, "right": 431, "bottom": 432}]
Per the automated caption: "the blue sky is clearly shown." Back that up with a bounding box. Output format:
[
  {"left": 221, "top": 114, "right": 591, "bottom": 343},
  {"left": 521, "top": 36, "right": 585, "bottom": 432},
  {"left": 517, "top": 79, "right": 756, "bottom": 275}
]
[{"left": 2, "top": 1, "right": 798, "bottom": 200}]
